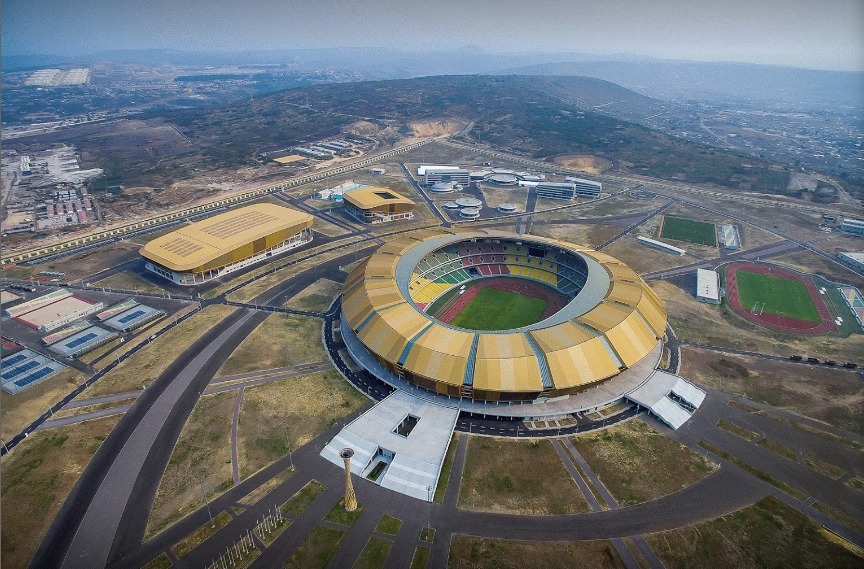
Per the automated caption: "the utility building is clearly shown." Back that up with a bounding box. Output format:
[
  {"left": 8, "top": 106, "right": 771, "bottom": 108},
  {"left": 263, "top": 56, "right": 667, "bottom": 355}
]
[
  {"left": 343, "top": 187, "right": 415, "bottom": 224},
  {"left": 140, "top": 203, "right": 313, "bottom": 285},
  {"left": 696, "top": 269, "right": 721, "bottom": 304}
]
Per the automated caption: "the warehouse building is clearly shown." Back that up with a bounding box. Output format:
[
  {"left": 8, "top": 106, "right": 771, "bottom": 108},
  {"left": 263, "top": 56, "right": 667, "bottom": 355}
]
[
  {"left": 564, "top": 177, "right": 602, "bottom": 197},
  {"left": 140, "top": 203, "right": 313, "bottom": 285},
  {"left": 838, "top": 252, "right": 864, "bottom": 272},
  {"left": 343, "top": 187, "right": 415, "bottom": 224},
  {"left": 696, "top": 269, "right": 721, "bottom": 304}
]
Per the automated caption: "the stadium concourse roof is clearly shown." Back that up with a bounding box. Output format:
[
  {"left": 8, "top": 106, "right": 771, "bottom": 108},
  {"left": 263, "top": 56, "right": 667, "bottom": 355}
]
[
  {"left": 140, "top": 203, "right": 312, "bottom": 272},
  {"left": 342, "top": 186, "right": 415, "bottom": 211},
  {"left": 341, "top": 229, "right": 667, "bottom": 398}
]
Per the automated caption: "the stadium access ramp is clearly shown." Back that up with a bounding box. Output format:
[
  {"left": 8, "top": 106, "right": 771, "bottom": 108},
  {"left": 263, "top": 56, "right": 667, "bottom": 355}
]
[{"left": 625, "top": 370, "right": 706, "bottom": 429}]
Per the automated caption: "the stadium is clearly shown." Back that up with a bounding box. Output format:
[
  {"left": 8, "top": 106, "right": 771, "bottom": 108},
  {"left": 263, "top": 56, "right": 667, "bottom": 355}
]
[
  {"left": 140, "top": 203, "right": 313, "bottom": 285},
  {"left": 340, "top": 229, "right": 668, "bottom": 404}
]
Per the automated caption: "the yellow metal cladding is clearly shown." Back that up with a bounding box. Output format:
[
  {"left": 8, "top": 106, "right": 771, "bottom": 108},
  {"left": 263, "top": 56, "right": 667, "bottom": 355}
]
[
  {"left": 473, "top": 334, "right": 543, "bottom": 393},
  {"left": 343, "top": 186, "right": 416, "bottom": 213},
  {"left": 140, "top": 203, "right": 313, "bottom": 272},
  {"left": 342, "top": 233, "right": 667, "bottom": 401}
]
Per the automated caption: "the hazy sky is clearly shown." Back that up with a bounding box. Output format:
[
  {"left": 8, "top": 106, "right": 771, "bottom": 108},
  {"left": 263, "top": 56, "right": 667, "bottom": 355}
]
[{"left": 4, "top": 0, "right": 863, "bottom": 71}]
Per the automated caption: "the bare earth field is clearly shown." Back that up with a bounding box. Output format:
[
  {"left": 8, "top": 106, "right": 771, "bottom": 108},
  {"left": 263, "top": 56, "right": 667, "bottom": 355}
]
[
  {"left": 458, "top": 437, "right": 589, "bottom": 515},
  {"left": 680, "top": 346, "right": 864, "bottom": 435},
  {"left": 146, "top": 392, "right": 235, "bottom": 539},
  {"left": 30, "top": 241, "right": 142, "bottom": 282},
  {"left": 569, "top": 419, "right": 716, "bottom": 506},
  {"left": 478, "top": 185, "right": 529, "bottom": 209},
  {"left": 282, "top": 279, "right": 342, "bottom": 313},
  {"left": 93, "top": 270, "right": 167, "bottom": 293},
  {"left": 80, "top": 304, "right": 237, "bottom": 397},
  {"left": 553, "top": 154, "right": 613, "bottom": 173},
  {"left": 1, "top": 415, "right": 121, "bottom": 569},
  {"left": 1, "top": 367, "right": 86, "bottom": 440},
  {"left": 603, "top": 236, "right": 696, "bottom": 275},
  {"left": 215, "top": 313, "right": 327, "bottom": 377},
  {"left": 236, "top": 369, "right": 369, "bottom": 479},
  {"left": 529, "top": 224, "right": 624, "bottom": 249},
  {"left": 650, "top": 280, "right": 864, "bottom": 361},
  {"left": 645, "top": 496, "right": 864, "bottom": 568},
  {"left": 448, "top": 535, "right": 626, "bottom": 569}
]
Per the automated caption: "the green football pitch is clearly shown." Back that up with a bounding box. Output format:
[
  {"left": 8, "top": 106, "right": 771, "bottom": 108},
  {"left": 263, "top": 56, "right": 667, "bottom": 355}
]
[
  {"left": 660, "top": 216, "right": 717, "bottom": 246},
  {"left": 450, "top": 288, "right": 547, "bottom": 331},
  {"left": 734, "top": 270, "right": 821, "bottom": 323}
]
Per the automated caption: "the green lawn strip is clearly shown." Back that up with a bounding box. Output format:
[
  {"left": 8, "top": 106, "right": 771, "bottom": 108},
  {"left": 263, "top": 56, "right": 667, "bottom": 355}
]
[
  {"left": 254, "top": 516, "right": 291, "bottom": 545},
  {"left": 716, "top": 419, "right": 760, "bottom": 441},
  {"left": 450, "top": 288, "right": 547, "bottom": 331},
  {"left": 171, "top": 510, "right": 232, "bottom": 558},
  {"left": 324, "top": 499, "right": 365, "bottom": 526},
  {"left": 659, "top": 216, "right": 716, "bottom": 246},
  {"left": 280, "top": 480, "right": 326, "bottom": 515},
  {"left": 446, "top": 535, "right": 627, "bottom": 568},
  {"left": 410, "top": 546, "right": 431, "bottom": 569},
  {"left": 419, "top": 527, "right": 435, "bottom": 542},
  {"left": 433, "top": 433, "right": 458, "bottom": 503},
  {"left": 789, "top": 419, "right": 864, "bottom": 452},
  {"left": 846, "top": 477, "right": 864, "bottom": 492},
  {"left": 375, "top": 514, "right": 402, "bottom": 535},
  {"left": 757, "top": 438, "right": 798, "bottom": 462},
  {"left": 734, "top": 270, "right": 821, "bottom": 323},
  {"left": 284, "top": 525, "right": 347, "bottom": 569},
  {"left": 698, "top": 441, "right": 809, "bottom": 501},
  {"left": 352, "top": 535, "right": 393, "bottom": 569},
  {"left": 728, "top": 400, "right": 760, "bottom": 413},
  {"left": 645, "top": 495, "right": 864, "bottom": 568},
  {"left": 758, "top": 410, "right": 785, "bottom": 423},
  {"left": 802, "top": 453, "right": 846, "bottom": 480},
  {"left": 239, "top": 467, "right": 296, "bottom": 505},
  {"left": 140, "top": 552, "right": 172, "bottom": 569},
  {"left": 812, "top": 501, "right": 864, "bottom": 537}
]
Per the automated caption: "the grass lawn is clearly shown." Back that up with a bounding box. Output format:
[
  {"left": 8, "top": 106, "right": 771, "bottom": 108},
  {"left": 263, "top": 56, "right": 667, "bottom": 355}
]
[
  {"left": 281, "top": 480, "right": 325, "bottom": 515},
  {"left": 569, "top": 419, "right": 716, "bottom": 506},
  {"left": 146, "top": 392, "right": 235, "bottom": 539},
  {"left": 172, "top": 510, "right": 232, "bottom": 558},
  {"left": 447, "top": 535, "right": 627, "bottom": 569},
  {"left": 757, "top": 438, "right": 798, "bottom": 461},
  {"left": 375, "top": 515, "right": 402, "bottom": 535},
  {"left": 216, "top": 313, "right": 327, "bottom": 377},
  {"left": 141, "top": 553, "right": 173, "bottom": 569},
  {"left": 411, "top": 546, "right": 431, "bottom": 569},
  {"left": 353, "top": 536, "right": 393, "bottom": 569},
  {"left": 283, "top": 278, "right": 342, "bottom": 313},
  {"left": 1, "top": 367, "right": 85, "bottom": 440},
  {"left": 433, "top": 434, "right": 458, "bottom": 502},
  {"left": 450, "top": 288, "right": 547, "bottom": 331},
  {"left": 660, "top": 216, "right": 717, "bottom": 246},
  {"left": 236, "top": 369, "right": 369, "bottom": 479},
  {"left": 645, "top": 496, "right": 864, "bottom": 568},
  {"left": 284, "top": 525, "right": 347, "bottom": 569},
  {"left": 803, "top": 454, "right": 846, "bottom": 480},
  {"left": 239, "top": 467, "right": 295, "bottom": 505},
  {"left": 458, "top": 437, "right": 589, "bottom": 515},
  {"left": 0, "top": 415, "right": 120, "bottom": 569},
  {"left": 734, "top": 270, "right": 820, "bottom": 323},
  {"left": 82, "top": 304, "right": 237, "bottom": 397},
  {"left": 324, "top": 499, "right": 365, "bottom": 526},
  {"left": 716, "top": 419, "right": 760, "bottom": 441}
]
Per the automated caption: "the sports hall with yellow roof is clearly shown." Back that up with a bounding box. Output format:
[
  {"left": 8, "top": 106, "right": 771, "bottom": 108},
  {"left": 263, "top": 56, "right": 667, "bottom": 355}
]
[
  {"left": 343, "top": 186, "right": 415, "bottom": 224},
  {"left": 340, "top": 229, "right": 667, "bottom": 402},
  {"left": 140, "top": 203, "right": 313, "bottom": 285}
]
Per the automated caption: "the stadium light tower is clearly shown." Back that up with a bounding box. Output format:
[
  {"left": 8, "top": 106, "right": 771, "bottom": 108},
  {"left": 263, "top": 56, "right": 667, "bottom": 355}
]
[{"left": 340, "top": 448, "right": 358, "bottom": 511}]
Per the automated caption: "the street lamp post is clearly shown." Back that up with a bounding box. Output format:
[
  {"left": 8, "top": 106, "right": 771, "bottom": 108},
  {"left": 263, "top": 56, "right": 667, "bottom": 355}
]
[
  {"left": 426, "top": 485, "right": 432, "bottom": 536},
  {"left": 198, "top": 476, "right": 214, "bottom": 528}
]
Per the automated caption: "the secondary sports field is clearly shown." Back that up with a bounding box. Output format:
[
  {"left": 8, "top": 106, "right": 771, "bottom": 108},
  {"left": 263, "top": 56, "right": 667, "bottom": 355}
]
[
  {"left": 734, "top": 270, "right": 820, "bottom": 323},
  {"left": 659, "top": 216, "right": 717, "bottom": 246},
  {"left": 449, "top": 288, "right": 547, "bottom": 331}
]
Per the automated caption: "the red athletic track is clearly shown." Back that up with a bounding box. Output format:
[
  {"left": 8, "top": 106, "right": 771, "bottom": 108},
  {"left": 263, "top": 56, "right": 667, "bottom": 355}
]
[
  {"left": 437, "top": 276, "right": 567, "bottom": 325},
  {"left": 724, "top": 262, "right": 837, "bottom": 335}
]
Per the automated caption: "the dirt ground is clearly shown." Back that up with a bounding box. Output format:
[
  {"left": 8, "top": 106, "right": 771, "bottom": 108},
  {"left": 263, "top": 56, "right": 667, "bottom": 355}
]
[
  {"left": 448, "top": 535, "right": 626, "bottom": 569},
  {"left": 146, "top": 392, "right": 235, "bottom": 539},
  {"left": 478, "top": 185, "right": 529, "bottom": 209},
  {"left": 93, "top": 270, "right": 168, "bottom": 293},
  {"left": 603, "top": 235, "right": 697, "bottom": 275},
  {"left": 408, "top": 120, "right": 466, "bottom": 138},
  {"left": 569, "top": 419, "right": 716, "bottom": 506},
  {"left": 1, "top": 367, "right": 85, "bottom": 440},
  {"left": 215, "top": 313, "right": 327, "bottom": 377},
  {"left": 80, "top": 304, "right": 237, "bottom": 397},
  {"left": 27, "top": 241, "right": 142, "bottom": 282},
  {"left": 236, "top": 369, "right": 369, "bottom": 479},
  {"left": 553, "top": 154, "right": 613, "bottom": 174},
  {"left": 680, "top": 346, "right": 864, "bottom": 435},
  {"left": 650, "top": 280, "right": 864, "bottom": 361},
  {"left": 283, "top": 279, "right": 342, "bottom": 313},
  {"left": 458, "top": 437, "right": 589, "bottom": 515},
  {"left": 1, "top": 415, "right": 121, "bottom": 569}
]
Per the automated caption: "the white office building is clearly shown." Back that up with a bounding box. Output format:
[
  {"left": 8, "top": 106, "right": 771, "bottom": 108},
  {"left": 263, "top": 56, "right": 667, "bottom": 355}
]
[
  {"left": 563, "top": 177, "right": 602, "bottom": 197},
  {"left": 839, "top": 218, "right": 864, "bottom": 236}
]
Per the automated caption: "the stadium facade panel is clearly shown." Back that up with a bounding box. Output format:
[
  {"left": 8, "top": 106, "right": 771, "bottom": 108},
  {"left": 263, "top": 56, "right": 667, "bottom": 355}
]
[
  {"left": 341, "top": 229, "right": 667, "bottom": 402},
  {"left": 140, "top": 203, "right": 313, "bottom": 285}
]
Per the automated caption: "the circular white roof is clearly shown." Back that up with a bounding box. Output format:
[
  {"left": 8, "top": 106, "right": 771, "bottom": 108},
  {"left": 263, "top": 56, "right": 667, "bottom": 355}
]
[
  {"left": 455, "top": 197, "right": 482, "bottom": 208},
  {"left": 498, "top": 203, "right": 517, "bottom": 211},
  {"left": 431, "top": 181, "right": 456, "bottom": 192},
  {"left": 460, "top": 207, "right": 481, "bottom": 217}
]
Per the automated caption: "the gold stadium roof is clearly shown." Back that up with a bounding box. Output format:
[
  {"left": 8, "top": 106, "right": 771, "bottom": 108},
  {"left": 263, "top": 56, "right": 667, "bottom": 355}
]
[
  {"left": 342, "top": 229, "right": 667, "bottom": 401},
  {"left": 342, "top": 187, "right": 415, "bottom": 211},
  {"left": 140, "top": 203, "right": 313, "bottom": 273}
]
